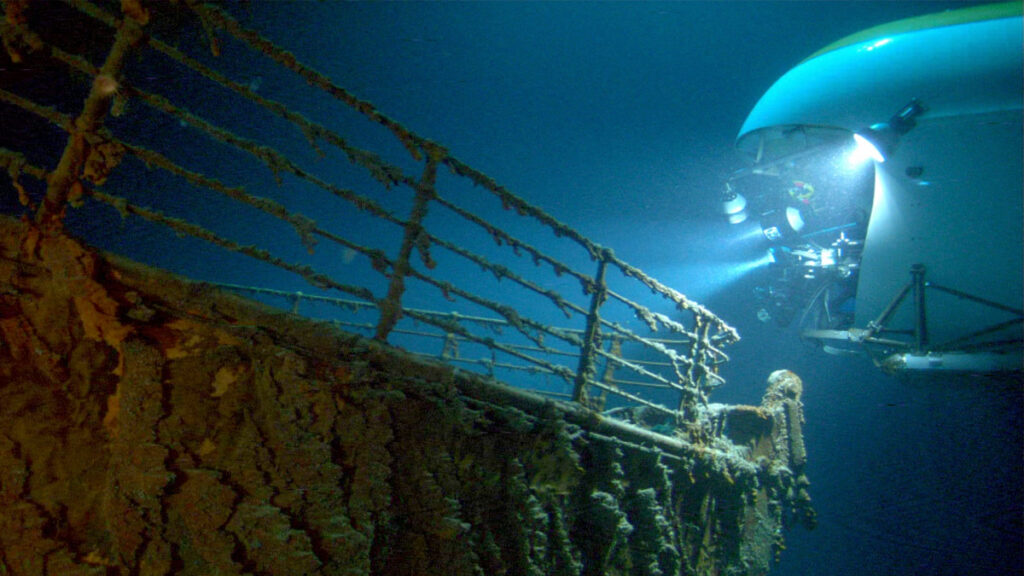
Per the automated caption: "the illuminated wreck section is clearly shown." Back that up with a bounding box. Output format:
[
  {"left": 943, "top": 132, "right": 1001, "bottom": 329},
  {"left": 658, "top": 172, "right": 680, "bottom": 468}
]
[
  {"left": 0, "top": 1, "right": 812, "bottom": 574},
  {"left": 723, "top": 2, "right": 1023, "bottom": 374}
]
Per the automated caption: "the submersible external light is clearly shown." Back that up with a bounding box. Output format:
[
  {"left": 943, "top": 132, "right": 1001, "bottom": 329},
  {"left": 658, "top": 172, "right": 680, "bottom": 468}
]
[
  {"left": 720, "top": 183, "right": 748, "bottom": 224},
  {"left": 851, "top": 99, "right": 926, "bottom": 163}
]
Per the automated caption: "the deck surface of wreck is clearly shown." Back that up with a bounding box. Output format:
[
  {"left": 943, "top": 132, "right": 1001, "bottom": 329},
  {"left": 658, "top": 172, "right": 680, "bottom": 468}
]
[{"left": 0, "top": 217, "right": 813, "bottom": 575}]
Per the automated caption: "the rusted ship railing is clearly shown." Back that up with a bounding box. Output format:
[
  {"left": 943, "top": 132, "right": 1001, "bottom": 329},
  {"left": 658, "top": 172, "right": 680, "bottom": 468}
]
[{"left": 0, "top": 0, "right": 739, "bottom": 424}]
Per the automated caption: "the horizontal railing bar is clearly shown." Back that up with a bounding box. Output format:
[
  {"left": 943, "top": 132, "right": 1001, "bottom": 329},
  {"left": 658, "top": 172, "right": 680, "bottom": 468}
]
[
  {"left": 534, "top": 390, "right": 573, "bottom": 399},
  {"left": 212, "top": 283, "right": 375, "bottom": 310},
  {"left": 211, "top": 281, "right": 562, "bottom": 331},
  {"left": 213, "top": 283, "right": 676, "bottom": 369},
  {"left": 401, "top": 308, "right": 577, "bottom": 385},
  {"left": 581, "top": 377, "right": 679, "bottom": 417},
  {"left": 425, "top": 222, "right": 588, "bottom": 321},
  {"left": 212, "top": 280, "right": 718, "bottom": 372},
  {"left": 383, "top": 328, "right": 582, "bottom": 360},
  {"left": 220, "top": 288, "right": 689, "bottom": 378},
  {"left": 411, "top": 353, "right": 565, "bottom": 376},
  {"left": 0, "top": 87, "right": 75, "bottom": 134},
  {"left": 404, "top": 266, "right": 583, "bottom": 352},
  {"left": 329, "top": 320, "right": 375, "bottom": 331},
  {"left": 606, "top": 378, "right": 674, "bottom": 390},
  {"left": 430, "top": 193, "right": 594, "bottom": 294},
  {"left": 594, "top": 346, "right": 681, "bottom": 391},
  {"left": 604, "top": 288, "right": 733, "bottom": 365},
  {"left": 596, "top": 312, "right": 729, "bottom": 370},
  {"left": 606, "top": 287, "right": 700, "bottom": 340},
  {"left": 209, "top": 283, "right": 713, "bottom": 362},
  {"left": 84, "top": 187, "right": 379, "bottom": 303}
]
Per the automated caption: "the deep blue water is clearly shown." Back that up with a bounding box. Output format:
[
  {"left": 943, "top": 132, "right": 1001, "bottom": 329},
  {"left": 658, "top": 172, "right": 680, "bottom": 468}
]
[{"left": 4, "top": 1, "right": 1020, "bottom": 574}]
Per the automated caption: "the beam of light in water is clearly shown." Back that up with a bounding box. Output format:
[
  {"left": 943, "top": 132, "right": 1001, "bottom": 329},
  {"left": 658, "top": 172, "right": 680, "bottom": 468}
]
[
  {"left": 642, "top": 219, "right": 774, "bottom": 303},
  {"left": 662, "top": 252, "right": 774, "bottom": 303},
  {"left": 727, "top": 221, "right": 770, "bottom": 246},
  {"left": 706, "top": 249, "right": 774, "bottom": 297}
]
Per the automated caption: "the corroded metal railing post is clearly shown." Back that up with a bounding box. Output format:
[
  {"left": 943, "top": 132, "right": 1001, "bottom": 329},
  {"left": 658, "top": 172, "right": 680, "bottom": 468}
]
[
  {"left": 679, "top": 316, "right": 710, "bottom": 424},
  {"left": 36, "top": 14, "right": 141, "bottom": 228},
  {"left": 375, "top": 157, "right": 438, "bottom": 341},
  {"left": 572, "top": 254, "right": 608, "bottom": 405}
]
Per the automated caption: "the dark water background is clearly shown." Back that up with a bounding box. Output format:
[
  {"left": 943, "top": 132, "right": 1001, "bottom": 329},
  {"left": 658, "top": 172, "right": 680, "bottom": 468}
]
[{"left": 5, "top": 1, "right": 1020, "bottom": 574}]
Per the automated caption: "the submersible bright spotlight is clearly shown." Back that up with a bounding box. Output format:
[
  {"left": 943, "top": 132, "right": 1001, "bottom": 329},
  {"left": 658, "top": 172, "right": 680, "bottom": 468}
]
[
  {"left": 851, "top": 133, "right": 886, "bottom": 164},
  {"left": 720, "top": 186, "right": 748, "bottom": 224}
]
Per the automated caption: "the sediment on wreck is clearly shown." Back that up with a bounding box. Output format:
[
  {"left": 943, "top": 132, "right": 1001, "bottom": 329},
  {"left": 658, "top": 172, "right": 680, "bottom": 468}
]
[{"left": 0, "top": 217, "right": 813, "bottom": 575}]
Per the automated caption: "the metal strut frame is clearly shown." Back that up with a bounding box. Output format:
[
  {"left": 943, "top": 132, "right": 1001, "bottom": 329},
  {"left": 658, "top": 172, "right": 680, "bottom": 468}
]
[{"left": 804, "top": 264, "right": 1024, "bottom": 373}]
